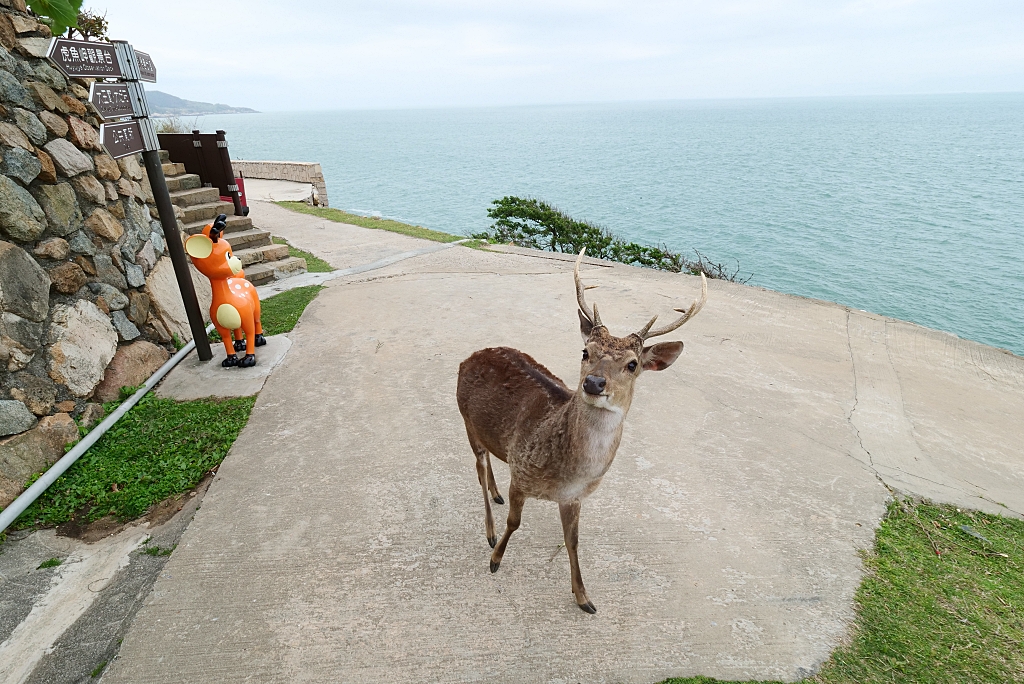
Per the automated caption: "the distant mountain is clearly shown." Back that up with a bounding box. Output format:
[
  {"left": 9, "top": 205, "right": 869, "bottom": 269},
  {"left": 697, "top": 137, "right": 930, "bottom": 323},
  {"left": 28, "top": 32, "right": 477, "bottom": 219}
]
[{"left": 147, "top": 91, "right": 259, "bottom": 116}]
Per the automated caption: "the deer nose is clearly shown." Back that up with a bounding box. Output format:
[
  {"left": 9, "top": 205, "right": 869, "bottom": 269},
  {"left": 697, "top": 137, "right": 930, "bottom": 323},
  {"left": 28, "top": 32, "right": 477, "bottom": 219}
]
[{"left": 583, "top": 375, "right": 606, "bottom": 395}]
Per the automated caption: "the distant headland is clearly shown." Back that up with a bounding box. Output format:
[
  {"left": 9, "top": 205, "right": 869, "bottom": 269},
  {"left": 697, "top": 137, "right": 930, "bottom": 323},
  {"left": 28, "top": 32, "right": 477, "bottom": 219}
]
[{"left": 147, "top": 91, "right": 259, "bottom": 116}]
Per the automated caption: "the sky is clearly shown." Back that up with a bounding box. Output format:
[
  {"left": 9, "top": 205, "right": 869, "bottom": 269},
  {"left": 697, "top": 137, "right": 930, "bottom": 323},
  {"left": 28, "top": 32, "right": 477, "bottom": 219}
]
[{"left": 93, "top": 0, "right": 1024, "bottom": 111}]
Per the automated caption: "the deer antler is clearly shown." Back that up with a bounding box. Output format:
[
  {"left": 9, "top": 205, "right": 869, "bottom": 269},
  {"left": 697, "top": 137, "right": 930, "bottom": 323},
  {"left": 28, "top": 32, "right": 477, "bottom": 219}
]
[
  {"left": 635, "top": 272, "right": 708, "bottom": 340},
  {"left": 574, "top": 248, "right": 603, "bottom": 327}
]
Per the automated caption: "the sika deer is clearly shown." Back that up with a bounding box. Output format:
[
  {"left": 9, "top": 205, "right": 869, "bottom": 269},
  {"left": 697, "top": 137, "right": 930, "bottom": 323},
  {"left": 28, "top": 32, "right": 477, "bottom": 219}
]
[{"left": 456, "top": 249, "right": 707, "bottom": 613}]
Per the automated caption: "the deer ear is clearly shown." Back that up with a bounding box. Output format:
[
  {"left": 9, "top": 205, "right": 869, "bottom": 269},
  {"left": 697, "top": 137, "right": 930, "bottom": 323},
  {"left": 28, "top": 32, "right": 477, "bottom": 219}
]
[
  {"left": 185, "top": 234, "right": 214, "bottom": 259},
  {"left": 641, "top": 341, "right": 683, "bottom": 371},
  {"left": 578, "top": 309, "right": 594, "bottom": 342}
]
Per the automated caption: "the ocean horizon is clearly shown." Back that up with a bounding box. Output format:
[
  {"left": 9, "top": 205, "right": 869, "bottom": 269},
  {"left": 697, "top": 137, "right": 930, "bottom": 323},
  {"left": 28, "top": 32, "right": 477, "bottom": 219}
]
[{"left": 198, "top": 93, "right": 1024, "bottom": 355}]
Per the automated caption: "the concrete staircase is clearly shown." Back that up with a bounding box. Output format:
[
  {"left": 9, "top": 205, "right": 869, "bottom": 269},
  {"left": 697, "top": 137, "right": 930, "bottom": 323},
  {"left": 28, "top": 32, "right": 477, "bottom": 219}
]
[{"left": 159, "top": 150, "right": 307, "bottom": 286}]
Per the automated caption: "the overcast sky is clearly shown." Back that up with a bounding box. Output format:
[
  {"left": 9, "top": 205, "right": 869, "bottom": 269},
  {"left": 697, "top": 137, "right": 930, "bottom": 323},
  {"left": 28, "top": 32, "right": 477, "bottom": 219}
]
[{"left": 95, "top": 0, "right": 1023, "bottom": 111}]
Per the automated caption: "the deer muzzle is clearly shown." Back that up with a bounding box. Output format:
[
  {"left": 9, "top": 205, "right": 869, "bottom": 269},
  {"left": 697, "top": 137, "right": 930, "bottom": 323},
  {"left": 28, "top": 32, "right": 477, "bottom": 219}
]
[{"left": 583, "top": 375, "right": 607, "bottom": 396}]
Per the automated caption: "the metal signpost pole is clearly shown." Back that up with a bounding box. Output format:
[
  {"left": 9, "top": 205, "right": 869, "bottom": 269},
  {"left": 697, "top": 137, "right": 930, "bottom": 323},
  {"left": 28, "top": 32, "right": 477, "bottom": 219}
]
[{"left": 47, "top": 37, "right": 212, "bottom": 361}]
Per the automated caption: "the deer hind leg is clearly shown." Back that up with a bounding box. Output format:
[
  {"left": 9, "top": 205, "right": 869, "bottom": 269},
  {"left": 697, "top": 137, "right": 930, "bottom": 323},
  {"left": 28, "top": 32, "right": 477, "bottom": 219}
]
[
  {"left": 559, "top": 500, "right": 595, "bottom": 614},
  {"left": 490, "top": 482, "right": 525, "bottom": 573},
  {"left": 468, "top": 434, "right": 496, "bottom": 548},
  {"left": 485, "top": 454, "right": 504, "bottom": 505}
]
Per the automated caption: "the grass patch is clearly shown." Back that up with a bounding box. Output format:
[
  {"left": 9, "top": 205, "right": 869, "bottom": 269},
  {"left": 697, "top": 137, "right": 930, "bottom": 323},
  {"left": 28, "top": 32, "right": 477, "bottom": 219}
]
[
  {"left": 142, "top": 543, "right": 176, "bottom": 557},
  {"left": 6, "top": 395, "right": 255, "bottom": 529},
  {"left": 37, "top": 557, "right": 62, "bottom": 569},
  {"left": 276, "top": 201, "right": 463, "bottom": 243},
  {"left": 259, "top": 285, "right": 324, "bottom": 336},
  {"left": 90, "top": 660, "right": 107, "bottom": 677},
  {"left": 663, "top": 499, "right": 1024, "bottom": 684},
  {"left": 271, "top": 237, "right": 334, "bottom": 272}
]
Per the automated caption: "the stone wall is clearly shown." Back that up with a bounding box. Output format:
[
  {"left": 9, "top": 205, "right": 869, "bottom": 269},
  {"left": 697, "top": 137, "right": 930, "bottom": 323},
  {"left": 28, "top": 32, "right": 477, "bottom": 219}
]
[
  {"left": 233, "top": 160, "right": 329, "bottom": 206},
  {"left": 0, "top": 0, "right": 208, "bottom": 508}
]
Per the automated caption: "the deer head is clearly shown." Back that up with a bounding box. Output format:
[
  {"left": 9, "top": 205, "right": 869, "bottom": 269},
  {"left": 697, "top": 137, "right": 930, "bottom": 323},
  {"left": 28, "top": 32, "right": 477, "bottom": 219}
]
[
  {"left": 573, "top": 249, "right": 707, "bottom": 414},
  {"left": 184, "top": 215, "right": 243, "bottom": 280}
]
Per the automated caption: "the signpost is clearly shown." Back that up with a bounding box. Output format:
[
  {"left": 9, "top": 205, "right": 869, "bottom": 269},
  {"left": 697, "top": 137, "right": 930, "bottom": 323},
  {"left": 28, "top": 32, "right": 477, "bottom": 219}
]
[{"left": 46, "top": 37, "right": 212, "bottom": 361}]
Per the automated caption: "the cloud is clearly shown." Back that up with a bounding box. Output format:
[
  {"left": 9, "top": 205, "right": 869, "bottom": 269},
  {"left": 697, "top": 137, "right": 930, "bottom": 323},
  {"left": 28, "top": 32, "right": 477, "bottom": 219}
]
[{"left": 92, "top": 0, "right": 1024, "bottom": 110}]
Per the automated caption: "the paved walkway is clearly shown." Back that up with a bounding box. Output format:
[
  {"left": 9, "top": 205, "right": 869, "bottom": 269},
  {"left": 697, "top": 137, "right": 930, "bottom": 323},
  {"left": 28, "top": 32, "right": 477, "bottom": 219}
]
[{"left": 103, "top": 203, "right": 1024, "bottom": 683}]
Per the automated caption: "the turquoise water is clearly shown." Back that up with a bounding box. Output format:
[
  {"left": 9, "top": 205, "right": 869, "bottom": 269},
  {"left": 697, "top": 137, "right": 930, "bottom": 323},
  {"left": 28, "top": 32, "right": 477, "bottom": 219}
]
[{"left": 201, "top": 95, "right": 1024, "bottom": 355}]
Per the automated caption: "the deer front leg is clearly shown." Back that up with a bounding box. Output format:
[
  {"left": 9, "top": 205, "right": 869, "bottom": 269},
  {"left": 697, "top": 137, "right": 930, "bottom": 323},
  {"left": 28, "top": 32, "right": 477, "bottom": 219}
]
[
  {"left": 490, "top": 482, "right": 525, "bottom": 573},
  {"left": 559, "top": 500, "right": 595, "bottom": 614}
]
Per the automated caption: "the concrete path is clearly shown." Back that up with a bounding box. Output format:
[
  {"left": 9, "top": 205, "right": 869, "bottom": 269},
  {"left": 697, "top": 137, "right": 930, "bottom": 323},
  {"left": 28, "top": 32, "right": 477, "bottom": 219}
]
[{"left": 102, "top": 204, "right": 1024, "bottom": 683}]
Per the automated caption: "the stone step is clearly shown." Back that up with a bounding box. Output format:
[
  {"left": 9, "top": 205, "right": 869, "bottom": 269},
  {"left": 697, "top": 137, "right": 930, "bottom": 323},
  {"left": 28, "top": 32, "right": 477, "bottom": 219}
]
[
  {"left": 162, "top": 162, "right": 185, "bottom": 176},
  {"left": 165, "top": 173, "right": 201, "bottom": 193},
  {"left": 180, "top": 200, "right": 235, "bottom": 225},
  {"left": 243, "top": 256, "right": 307, "bottom": 286},
  {"left": 168, "top": 186, "right": 221, "bottom": 207},
  {"left": 220, "top": 228, "right": 272, "bottom": 251},
  {"left": 183, "top": 213, "right": 252, "bottom": 235},
  {"left": 159, "top": 149, "right": 169, "bottom": 162},
  {"left": 233, "top": 243, "right": 290, "bottom": 268}
]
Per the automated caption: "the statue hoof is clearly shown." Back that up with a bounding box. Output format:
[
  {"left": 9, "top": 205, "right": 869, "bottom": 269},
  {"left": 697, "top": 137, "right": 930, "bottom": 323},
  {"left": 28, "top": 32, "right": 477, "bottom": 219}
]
[
  {"left": 239, "top": 354, "right": 256, "bottom": 368},
  {"left": 233, "top": 339, "right": 246, "bottom": 352},
  {"left": 255, "top": 334, "right": 267, "bottom": 347},
  {"left": 222, "top": 354, "right": 239, "bottom": 367}
]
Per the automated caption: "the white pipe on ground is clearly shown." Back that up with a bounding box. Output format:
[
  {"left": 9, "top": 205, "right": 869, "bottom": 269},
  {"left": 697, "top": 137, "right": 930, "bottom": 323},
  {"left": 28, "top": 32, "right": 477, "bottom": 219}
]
[{"left": 0, "top": 325, "right": 212, "bottom": 535}]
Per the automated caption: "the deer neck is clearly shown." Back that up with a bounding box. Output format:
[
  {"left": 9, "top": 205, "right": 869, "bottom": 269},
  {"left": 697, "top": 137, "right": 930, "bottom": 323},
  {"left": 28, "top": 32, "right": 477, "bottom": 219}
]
[{"left": 565, "top": 394, "right": 627, "bottom": 469}]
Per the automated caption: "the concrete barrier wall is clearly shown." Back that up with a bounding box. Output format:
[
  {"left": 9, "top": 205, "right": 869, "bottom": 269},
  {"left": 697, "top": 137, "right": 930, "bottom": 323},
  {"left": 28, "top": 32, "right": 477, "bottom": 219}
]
[{"left": 233, "top": 161, "right": 329, "bottom": 207}]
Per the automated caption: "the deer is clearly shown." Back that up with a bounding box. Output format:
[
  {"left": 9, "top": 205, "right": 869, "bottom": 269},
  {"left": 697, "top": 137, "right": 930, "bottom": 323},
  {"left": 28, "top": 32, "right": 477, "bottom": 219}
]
[{"left": 456, "top": 249, "right": 707, "bottom": 613}]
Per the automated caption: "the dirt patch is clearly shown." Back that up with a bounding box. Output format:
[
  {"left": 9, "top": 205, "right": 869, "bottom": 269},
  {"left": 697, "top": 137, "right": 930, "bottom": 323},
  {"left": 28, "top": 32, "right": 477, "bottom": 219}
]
[{"left": 56, "top": 471, "right": 216, "bottom": 543}]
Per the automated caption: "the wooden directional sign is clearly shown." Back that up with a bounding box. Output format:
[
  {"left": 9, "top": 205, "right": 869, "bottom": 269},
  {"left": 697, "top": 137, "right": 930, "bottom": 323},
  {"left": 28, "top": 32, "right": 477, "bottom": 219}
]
[
  {"left": 100, "top": 120, "right": 146, "bottom": 159},
  {"left": 46, "top": 38, "right": 122, "bottom": 79},
  {"left": 135, "top": 51, "right": 157, "bottom": 82},
  {"left": 89, "top": 82, "right": 134, "bottom": 121}
]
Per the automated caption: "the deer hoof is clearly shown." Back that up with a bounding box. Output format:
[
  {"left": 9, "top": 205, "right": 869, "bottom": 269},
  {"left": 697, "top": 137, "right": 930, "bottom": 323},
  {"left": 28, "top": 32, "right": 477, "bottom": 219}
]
[
  {"left": 487, "top": 535, "right": 497, "bottom": 548},
  {"left": 493, "top": 494, "right": 504, "bottom": 505},
  {"left": 255, "top": 334, "right": 267, "bottom": 347},
  {"left": 233, "top": 339, "right": 246, "bottom": 352},
  {"left": 222, "top": 354, "right": 239, "bottom": 367},
  {"left": 489, "top": 560, "right": 500, "bottom": 573},
  {"left": 577, "top": 601, "right": 597, "bottom": 614},
  {"left": 239, "top": 354, "right": 256, "bottom": 368}
]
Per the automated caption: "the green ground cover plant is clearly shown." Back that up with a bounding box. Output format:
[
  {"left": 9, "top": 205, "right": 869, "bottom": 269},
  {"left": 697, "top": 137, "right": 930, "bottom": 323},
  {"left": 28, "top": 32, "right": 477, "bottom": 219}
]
[
  {"left": 8, "top": 395, "right": 255, "bottom": 529},
  {"left": 276, "top": 202, "right": 464, "bottom": 243},
  {"left": 272, "top": 237, "right": 334, "bottom": 273},
  {"left": 258, "top": 285, "right": 324, "bottom": 336},
  {"left": 475, "top": 196, "right": 750, "bottom": 282},
  {"left": 663, "top": 498, "right": 1024, "bottom": 684}
]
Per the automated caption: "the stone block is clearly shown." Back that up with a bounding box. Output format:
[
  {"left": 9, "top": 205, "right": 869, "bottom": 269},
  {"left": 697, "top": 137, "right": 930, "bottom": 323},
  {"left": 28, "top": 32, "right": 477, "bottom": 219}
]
[
  {"left": 107, "top": 199, "right": 125, "bottom": 219},
  {"left": 92, "top": 340, "right": 169, "bottom": 403},
  {"left": 1, "top": 145, "right": 41, "bottom": 184},
  {"left": 135, "top": 240, "right": 157, "bottom": 272},
  {"left": 0, "top": 240, "right": 51, "bottom": 323},
  {"left": 68, "top": 83, "right": 88, "bottom": 99},
  {"left": 48, "top": 261, "right": 88, "bottom": 293},
  {"left": 0, "top": 398, "right": 35, "bottom": 436},
  {"left": 94, "top": 153, "right": 120, "bottom": 180},
  {"left": 124, "top": 262, "right": 145, "bottom": 288},
  {"left": 92, "top": 253, "right": 127, "bottom": 289},
  {"left": 79, "top": 402, "right": 104, "bottom": 428},
  {"left": 26, "top": 81, "right": 64, "bottom": 112},
  {"left": 39, "top": 108, "right": 69, "bottom": 135},
  {"left": 145, "top": 256, "right": 212, "bottom": 342},
  {"left": 16, "top": 36, "right": 49, "bottom": 58},
  {"left": 0, "top": 413, "right": 78, "bottom": 494},
  {"left": 116, "top": 177, "right": 133, "bottom": 197},
  {"left": 68, "top": 231, "right": 95, "bottom": 256},
  {"left": 0, "top": 119, "right": 32, "bottom": 149},
  {"left": 0, "top": 69, "right": 30, "bottom": 107},
  {"left": 8, "top": 374, "right": 56, "bottom": 416},
  {"left": 9, "top": 15, "right": 40, "bottom": 33},
  {"left": 111, "top": 310, "right": 140, "bottom": 341},
  {"left": 88, "top": 282, "right": 128, "bottom": 310},
  {"left": 84, "top": 207, "right": 123, "bottom": 241},
  {"left": 60, "top": 93, "right": 85, "bottom": 116},
  {"left": 31, "top": 182, "right": 82, "bottom": 237},
  {"left": 0, "top": 175, "right": 46, "bottom": 242},
  {"left": 118, "top": 154, "right": 143, "bottom": 181},
  {"left": 72, "top": 174, "right": 105, "bottom": 205},
  {"left": 127, "top": 290, "right": 150, "bottom": 324},
  {"left": 13, "top": 106, "right": 46, "bottom": 144},
  {"left": 0, "top": 14, "right": 17, "bottom": 51},
  {"left": 43, "top": 138, "right": 94, "bottom": 176},
  {"left": 33, "top": 237, "right": 70, "bottom": 260},
  {"left": 47, "top": 299, "right": 117, "bottom": 397},
  {"left": 103, "top": 180, "right": 117, "bottom": 201},
  {"left": 35, "top": 148, "right": 55, "bottom": 183},
  {"left": 32, "top": 62, "right": 65, "bottom": 90},
  {"left": 67, "top": 115, "right": 101, "bottom": 151}
]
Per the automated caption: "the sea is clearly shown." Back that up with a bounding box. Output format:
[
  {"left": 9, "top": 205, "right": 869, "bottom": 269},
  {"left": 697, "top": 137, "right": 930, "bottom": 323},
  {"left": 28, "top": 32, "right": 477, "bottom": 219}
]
[{"left": 200, "top": 94, "right": 1024, "bottom": 356}]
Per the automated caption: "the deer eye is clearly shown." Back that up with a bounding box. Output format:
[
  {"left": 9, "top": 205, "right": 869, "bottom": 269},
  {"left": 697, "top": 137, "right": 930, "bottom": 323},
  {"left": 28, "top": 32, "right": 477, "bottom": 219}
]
[
  {"left": 582, "top": 349, "right": 589, "bottom": 361},
  {"left": 627, "top": 360, "right": 638, "bottom": 373}
]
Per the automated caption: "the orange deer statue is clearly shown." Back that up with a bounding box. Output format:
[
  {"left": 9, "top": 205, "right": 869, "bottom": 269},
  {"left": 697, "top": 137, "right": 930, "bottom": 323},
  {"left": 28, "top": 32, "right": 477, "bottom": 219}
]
[{"left": 184, "top": 214, "right": 265, "bottom": 367}]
